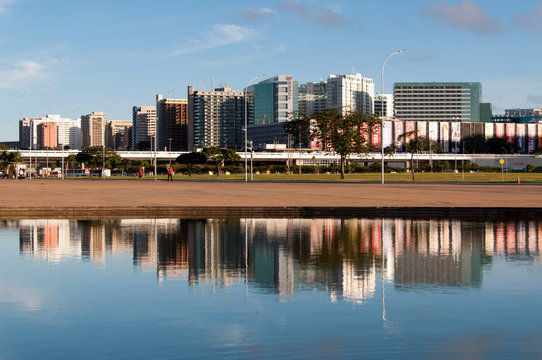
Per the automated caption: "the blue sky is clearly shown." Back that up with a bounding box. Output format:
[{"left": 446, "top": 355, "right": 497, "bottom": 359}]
[{"left": 1, "top": 0, "right": 542, "bottom": 141}]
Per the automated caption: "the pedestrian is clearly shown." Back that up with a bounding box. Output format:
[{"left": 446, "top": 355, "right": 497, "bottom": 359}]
[
  {"left": 167, "top": 166, "right": 174, "bottom": 182},
  {"left": 138, "top": 168, "right": 143, "bottom": 179}
]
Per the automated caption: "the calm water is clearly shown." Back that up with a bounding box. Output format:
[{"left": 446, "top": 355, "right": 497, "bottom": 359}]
[{"left": 1, "top": 217, "right": 542, "bottom": 359}]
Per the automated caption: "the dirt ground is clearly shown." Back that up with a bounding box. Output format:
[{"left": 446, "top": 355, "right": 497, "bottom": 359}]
[{"left": 0, "top": 179, "right": 539, "bottom": 210}]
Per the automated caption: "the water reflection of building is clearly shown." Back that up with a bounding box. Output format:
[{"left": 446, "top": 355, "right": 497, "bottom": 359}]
[
  {"left": 393, "top": 219, "right": 483, "bottom": 287},
  {"left": 16, "top": 218, "right": 542, "bottom": 303}
]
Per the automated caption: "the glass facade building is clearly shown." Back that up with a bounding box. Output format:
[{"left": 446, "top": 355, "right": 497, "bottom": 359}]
[
  {"left": 246, "top": 75, "right": 298, "bottom": 125},
  {"left": 394, "top": 82, "right": 483, "bottom": 122}
]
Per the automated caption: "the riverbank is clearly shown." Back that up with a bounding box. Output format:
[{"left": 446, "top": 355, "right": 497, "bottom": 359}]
[{"left": 0, "top": 180, "right": 540, "bottom": 218}]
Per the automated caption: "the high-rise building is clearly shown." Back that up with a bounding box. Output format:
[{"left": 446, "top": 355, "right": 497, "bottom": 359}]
[
  {"left": 156, "top": 95, "right": 190, "bottom": 151},
  {"left": 57, "top": 117, "right": 82, "bottom": 150},
  {"left": 105, "top": 120, "right": 132, "bottom": 150},
  {"left": 36, "top": 122, "right": 58, "bottom": 149},
  {"left": 132, "top": 106, "right": 156, "bottom": 150},
  {"left": 81, "top": 112, "right": 106, "bottom": 149},
  {"left": 326, "top": 73, "right": 374, "bottom": 115},
  {"left": 188, "top": 86, "right": 245, "bottom": 149},
  {"left": 374, "top": 94, "right": 394, "bottom": 119},
  {"left": 19, "top": 118, "right": 32, "bottom": 150},
  {"left": 394, "top": 82, "right": 483, "bottom": 122},
  {"left": 247, "top": 75, "right": 298, "bottom": 125},
  {"left": 19, "top": 114, "right": 80, "bottom": 150},
  {"left": 298, "top": 81, "right": 327, "bottom": 118}
]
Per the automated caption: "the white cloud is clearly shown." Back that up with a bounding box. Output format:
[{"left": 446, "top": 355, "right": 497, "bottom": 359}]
[
  {"left": 516, "top": 4, "right": 542, "bottom": 31},
  {"left": 200, "top": 43, "right": 287, "bottom": 68},
  {"left": 277, "top": 1, "right": 350, "bottom": 28},
  {"left": 0, "top": 0, "right": 19, "bottom": 14},
  {"left": 171, "top": 24, "right": 256, "bottom": 56},
  {"left": 423, "top": 0, "right": 500, "bottom": 35},
  {"left": 242, "top": 7, "right": 277, "bottom": 22},
  {"left": 0, "top": 60, "right": 50, "bottom": 92}
]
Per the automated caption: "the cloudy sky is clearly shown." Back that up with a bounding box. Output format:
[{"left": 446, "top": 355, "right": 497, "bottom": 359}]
[{"left": 1, "top": 0, "right": 541, "bottom": 141}]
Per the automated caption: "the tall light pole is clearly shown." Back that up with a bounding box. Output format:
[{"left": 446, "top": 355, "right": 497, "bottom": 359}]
[
  {"left": 154, "top": 133, "right": 157, "bottom": 182},
  {"left": 102, "top": 101, "right": 119, "bottom": 180},
  {"left": 381, "top": 49, "right": 407, "bottom": 184},
  {"left": 29, "top": 122, "right": 32, "bottom": 180},
  {"left": 168, "top": 138, "right": 172, "bottom": 167},
  {"left": 245, "top": 74, "right": 264, "bottom": 182}
]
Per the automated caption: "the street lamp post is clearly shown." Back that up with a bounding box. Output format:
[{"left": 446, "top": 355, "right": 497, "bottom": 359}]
[
  {"left": 168, "top": 138, "right": 172, "bottom": 167},
  {"left": 245, "top": 74, "right": 264, "bottom": 182},
  {"left": 381, "top": 49, "right": 407, "bottom": 184},
  {"left": 154, "top": 134, "right": 157, "bottom": 182},
  {"left": 501, "top": 146, "right": 508, "bottom": 176},
  {"left": 29, "top": 124, "right": 32, "bottom": 180}
]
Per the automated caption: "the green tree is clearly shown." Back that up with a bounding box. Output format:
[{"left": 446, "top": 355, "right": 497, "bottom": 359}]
[
  {"left": 311, "top": 109, "right": 381, "bottom": 179},
  {"left": 176, "top": 152, "right": 206, "bottom": 176},
  {"left": 463, "top": 135, "right": 487, "bottom": 153},
  {"left": 0, "top": 148, "right": 8, "bottom": 171},
  {"left": 66, "top": 154, "right": 77, "bottom": 169},
  {"left": 76, "top": 148, "right": 101, "bottom": 170},
  {"left": 398, "top": 132, "right": 439, "bottom": 181},
  {"left": 75, "top": 147, "right": 121, "bottom": 174},
  {"left": 486, "top": 137, "right": 512, "bottom": 154},
  {"left": 105, "top": 152, "right": 123, "bottom": 169},
  {"left": 1, "top": 151, "right": 23, "bottom": 176},
  {"left": 202, "top": 147, "right": 240, "bottom": 176},
  {"left": 282, "top": 117, "right": 311, "bottom": 148}
]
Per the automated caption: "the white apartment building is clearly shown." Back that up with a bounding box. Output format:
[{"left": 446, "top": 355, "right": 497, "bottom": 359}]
[
  {"left": 374, "top": 94, "right": 394, "bottom": 119},
  {"left": 326, "top": 73, "right": 374, "bottom": 116},
  {"left": 57, "top": 117, "right": 82, "bottom": 150},
  {"left": 19, "top": 114, "right": 81, "bottom": 150},
  {"left": 132, "top": 106, "right": 156, "bottom": 150}
]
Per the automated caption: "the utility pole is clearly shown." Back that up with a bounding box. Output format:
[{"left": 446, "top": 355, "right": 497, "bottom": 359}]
[{"left": 168, "top": 138, "right": 172, "bottom": 167}]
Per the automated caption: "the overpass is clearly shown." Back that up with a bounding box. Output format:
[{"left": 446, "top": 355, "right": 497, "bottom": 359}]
[{"left": 11, "top": 149, "right": 542, "bottom": 170}]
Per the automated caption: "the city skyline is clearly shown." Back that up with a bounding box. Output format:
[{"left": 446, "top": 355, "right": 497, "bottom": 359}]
[{"left": 1, "top": 0, "right": 542, "bottom": 141}]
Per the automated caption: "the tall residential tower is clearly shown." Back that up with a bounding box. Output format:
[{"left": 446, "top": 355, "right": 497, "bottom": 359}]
[
  {"left": 326, "top": 73, "right": 374, "bottom": 115},
  {"left": 81, "top": 112, "right": 106, "bottom": 149},
  {"left": 188, "top": 86, "right": 245, "bottom": 149},
  {"left": 156, "top": 95, "right": 190, "bottom": 151}
]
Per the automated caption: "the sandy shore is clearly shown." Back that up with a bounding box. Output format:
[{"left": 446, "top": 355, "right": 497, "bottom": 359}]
[{"left": 0, "top": 179, "right": 540, "bottom": 217}]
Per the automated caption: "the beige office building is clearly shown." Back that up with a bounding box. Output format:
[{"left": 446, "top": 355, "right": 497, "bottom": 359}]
[
  {"left": 81, "top": 112, "right": 106, "bottom": 149},
  {"left": 106, "top": 120, "right": 133, "bottom": 149}
]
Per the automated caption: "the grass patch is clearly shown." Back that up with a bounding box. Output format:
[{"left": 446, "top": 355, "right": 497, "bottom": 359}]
[{"left": 59, "top": 172, "right": 542, "bottom": 183}]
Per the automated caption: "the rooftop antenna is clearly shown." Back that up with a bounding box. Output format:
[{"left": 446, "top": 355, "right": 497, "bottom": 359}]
[
  {"left": 352, "top": 67, "right": 355, "bottom": 75},
  {"left": 211, "top": 78, "right": 214, "bottom": 90},
  {"left": 201, "top": 80, "right": 204, "bottom": 90}
]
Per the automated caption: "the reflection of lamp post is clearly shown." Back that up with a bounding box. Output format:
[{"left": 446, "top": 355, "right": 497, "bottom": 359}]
[
  {"left": 245, "top": 75, "right": 264, "bottom": 182},
  {"left": 381, "top": 49, "right": 407, "bottom": 184}
]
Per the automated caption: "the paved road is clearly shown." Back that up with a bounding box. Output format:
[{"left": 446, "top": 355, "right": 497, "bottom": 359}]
[{"left": 1, "top": 180, "right": 539, "bottom": 210}]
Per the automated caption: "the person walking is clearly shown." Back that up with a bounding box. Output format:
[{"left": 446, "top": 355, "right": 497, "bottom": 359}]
[
  {"left": 167, "top": 166, "right": 174, "bottom": 182},
  {"left": 138, "top": 168, "right": 143, "bottom": 180}
]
